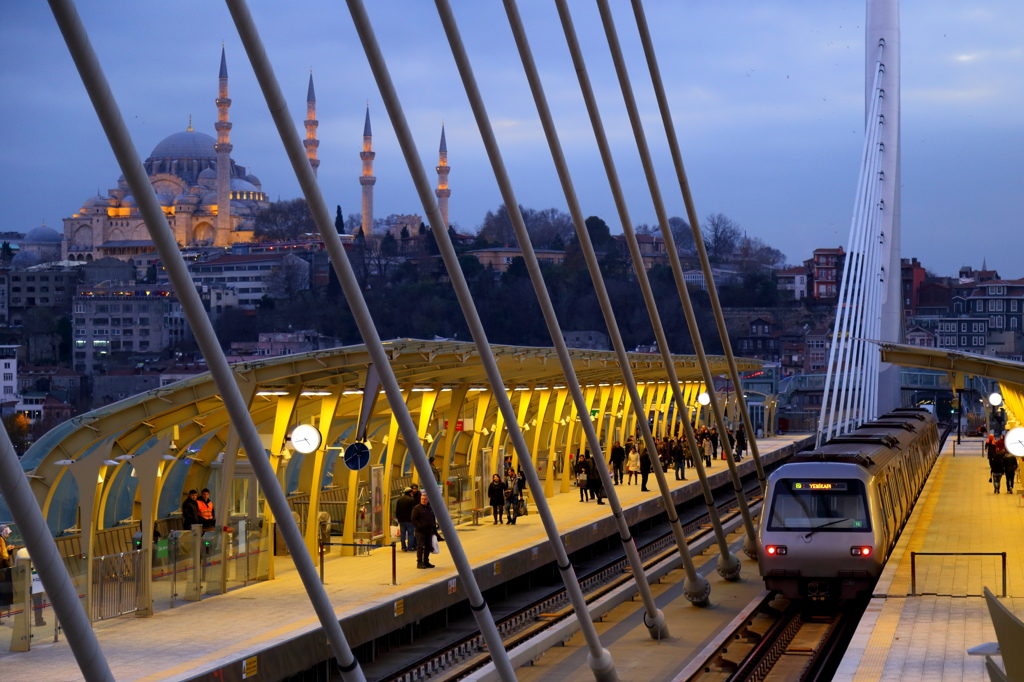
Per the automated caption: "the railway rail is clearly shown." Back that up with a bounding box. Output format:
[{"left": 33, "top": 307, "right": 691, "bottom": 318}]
[{"left": 379, "top": 480, "right": 767, "bottom": 682}]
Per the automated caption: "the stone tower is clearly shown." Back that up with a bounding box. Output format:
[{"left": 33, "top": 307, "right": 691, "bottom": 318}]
[
  {"left": 359, "top": 105, "right": 376, "bottom": 236},
  {"left": 435, "top": 124, "right": 450, "bottom": 227},
  {"left": 215, "top": 46, "right": 233, "bottom": 241},
  {"left": 304, "top": 71, "right": 320, "bottom": 178}
]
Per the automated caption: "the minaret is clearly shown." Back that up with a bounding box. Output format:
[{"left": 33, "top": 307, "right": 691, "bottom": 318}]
[
  {"left": 435, "top": 124, "right": 451, "bottom": 227},
  {"left": 215, "top": 46, "right": 233, "bottom": 241},
  {"left": 359, "top": 104, "right": 376, "bottom": 235},
  {"left": 304, "top": 70, "right": 320, "bottom": 178}
]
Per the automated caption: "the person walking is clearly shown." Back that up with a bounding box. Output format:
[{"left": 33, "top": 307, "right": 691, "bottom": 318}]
[
  {"left": 487, "top": 474, "right": 507, "bottom": 524},
  {"left": 639, "top": 446, "right": 652, "bottom": 492},
  {"left": 585, "top": 455, "right": 605, "bottom": 505},
  {"left": 395, "top": 486, "right": 418, "bottom": 550},
  {"left": 1003, "top": 451, "right": 1018, "bottom": 494},
  {"left": 181, "top": 489, "right": 201, "bottom": 530},
  {"left": 410, "top": 492, "right": 438, "bottom": 569},
  {"left": 990, "top": 444, "right": 1006, "bottom": 494},
  {"left": 625, "top": 445, "right": 640, "bottom": 485},
  {"left": 609, "top": 441, "right": 625, "bottom": 485}
]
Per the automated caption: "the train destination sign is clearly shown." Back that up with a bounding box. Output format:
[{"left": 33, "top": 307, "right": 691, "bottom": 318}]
[{"left": 791, "top": 481, "right": 848, "bottom": 491}]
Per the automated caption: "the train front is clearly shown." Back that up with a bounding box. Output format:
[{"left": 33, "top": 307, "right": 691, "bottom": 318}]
[{"left": 758, "top": 463, "right": 881, "bottom": 600}]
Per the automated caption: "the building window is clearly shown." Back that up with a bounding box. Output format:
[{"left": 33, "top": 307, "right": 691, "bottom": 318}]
[{"left": 2, "top": 373, "right": 11, "bottom": 382}]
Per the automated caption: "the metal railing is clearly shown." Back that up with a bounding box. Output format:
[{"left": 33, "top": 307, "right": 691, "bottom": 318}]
[
  {"left": 910, "top": 551, "right": 1007, "bottom": 597},
  {"left": 91, "top": 549, "right": 143, "bottom": 620}
]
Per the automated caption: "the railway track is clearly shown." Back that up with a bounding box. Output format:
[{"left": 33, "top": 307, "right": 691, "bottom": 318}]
[
  {"left": 379, "top": 481, "right": 766, "bottom": 682},
  {"left": 687, "top": 592, "right": 864, "bottom": 682}
]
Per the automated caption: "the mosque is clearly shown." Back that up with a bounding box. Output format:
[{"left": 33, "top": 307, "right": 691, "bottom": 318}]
[{"left": 58, "top": 48, "right": 451, "bottom": 266}]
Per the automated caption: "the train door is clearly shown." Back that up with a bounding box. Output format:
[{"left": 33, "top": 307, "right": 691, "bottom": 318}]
[{"left": 877, "top": 480, "right": 892, "bottom": 551}]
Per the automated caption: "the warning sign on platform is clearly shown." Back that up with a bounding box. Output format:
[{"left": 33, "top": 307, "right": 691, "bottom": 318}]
[{"left": 241, "top": 655, "right": 258, "bottom": 679}]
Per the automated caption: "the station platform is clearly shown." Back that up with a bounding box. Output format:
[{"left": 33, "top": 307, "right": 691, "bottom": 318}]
[
  {"left": 836, "top": 435, "right": 1022, "bottom": 681},
  {"left": 0, "top": 435, "right": 809, "bottom": 681}
]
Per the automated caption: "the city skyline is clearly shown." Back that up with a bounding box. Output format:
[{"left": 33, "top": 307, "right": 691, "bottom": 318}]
[{"left": 2, "top": 1, "right": 1022, "bottom": 278}]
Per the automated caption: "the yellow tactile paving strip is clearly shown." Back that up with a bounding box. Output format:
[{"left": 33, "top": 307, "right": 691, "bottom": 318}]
[{"left": 836, "top": 437, "right": 1024, "bottom": 681}]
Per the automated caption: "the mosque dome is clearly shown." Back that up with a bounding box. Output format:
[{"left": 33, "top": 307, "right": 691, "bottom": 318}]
[
  {"left": 198, "top": 168, "right": 217, "bottom": 180},
  {"left": 149, "top": 130, "right": 217, "bottom": 162},
  {"left": 230, "top": 178, "right": 259, "bottom": 193},
  {"left": 245, "top": 173, "right": 261, "bottom": 187},
  {"left": 11, "top": 251, "right": 41, "bottom": 266},
  {"left": 23, "top": 225, "right": 63, "bottom": 243},
  {"left": 82, "top": 194, "right": 109, "bottom": 212},
  {"left": 122, "top": 195, "right": 136, "bottom": 207}
]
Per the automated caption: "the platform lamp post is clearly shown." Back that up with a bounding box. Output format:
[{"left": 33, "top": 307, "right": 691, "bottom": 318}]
[
  {"left": 697, "top": 391, "right": 711, "bottom": 428},
  {"left": 990, "top": 392, "right": 1004, "bottom": 437}
]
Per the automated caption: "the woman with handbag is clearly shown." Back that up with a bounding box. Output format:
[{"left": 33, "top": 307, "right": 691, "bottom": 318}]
[
  {"left": 625, "top": 446, "right": 640, "bottom": 486},
  {"left": 487, "top": 474, "right": 507, "bottom": 524},
  {"left": 574, "top": 454, "right": 589, "bottom": 501}
]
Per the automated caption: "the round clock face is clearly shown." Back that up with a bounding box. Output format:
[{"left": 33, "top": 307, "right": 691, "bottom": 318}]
[
  {"left": 291, "top": 424, "right": 322, "bottom": 454},
  {"left": 1006, "top": 427, "right": 1024, "bottom": 458}
]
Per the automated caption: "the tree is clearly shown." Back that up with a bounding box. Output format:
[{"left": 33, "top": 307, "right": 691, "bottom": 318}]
[
  {"left": 668, "top": 216, "right": 695, "bottom": 254},
  {"left": 335, "top": 205, "right": 345, "bottom": 234},
  {"left": 584, "top": 216, "right": 614, "bottom": 252},
  {"left": 478, "top": 204, "right": 517, "bottom": 246},
  {"left": 702, "top": 213, "right": 741, "bottom": 262},
  {"left": 3, "top": 413, "right": 31, "bottom": 456},
  {"left": 254, "top": 198, "right": 316, "bottom": 241},
  {"left": 265, "top": 254, "right": 310, "bottom": 299},
  {"left": 734, "top": 235, "right": 786, "bottom": 274}
]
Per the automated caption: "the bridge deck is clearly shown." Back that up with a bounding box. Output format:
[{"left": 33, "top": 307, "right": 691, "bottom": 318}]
[
  {"left": 0, "top": 435, "right": 808, "bottom": 682},
  {"left": 837, "top": 435, "right": 1023, "bottom": 681}
]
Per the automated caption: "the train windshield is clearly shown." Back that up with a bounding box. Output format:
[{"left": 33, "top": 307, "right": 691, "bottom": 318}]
[{"left": 767, "top": 479, "right": 870, "bottom": 532}]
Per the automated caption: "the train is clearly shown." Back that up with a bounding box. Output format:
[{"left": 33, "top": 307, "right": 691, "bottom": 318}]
[{"left": 757, "top": 407, "right": 940, "bottom": 600}]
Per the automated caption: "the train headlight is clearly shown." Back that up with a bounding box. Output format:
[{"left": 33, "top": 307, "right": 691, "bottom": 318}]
[
  {"left": 765, "top": 545, "right": 788, "bottom": 556},
  {"left": 850, "top": 546, "right": 873, "bottom": 557}
]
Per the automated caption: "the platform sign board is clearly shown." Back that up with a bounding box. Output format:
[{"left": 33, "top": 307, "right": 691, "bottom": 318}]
[
  {"left": 370, "top": 465, "right": 384, "bottom": 540},
  {"left": 344, "top": 441, "right": 371, "bottom": 471},
  {"left": 241, "top": 656, "right": 258, "bottom": 679}
]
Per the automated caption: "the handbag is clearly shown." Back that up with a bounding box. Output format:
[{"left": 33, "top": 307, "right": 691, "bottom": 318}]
[
  {"left": 504, "top": 489, "right": 512, "bottom": 499},
  {"left": 518, "top": 499, "right": 527, "bottom": 516},
  {"left": 577, "top": 472, "right": 588, "bottom": 487},
  {"left": 430, "top": 534, "right": 440, "bottom": 554}
]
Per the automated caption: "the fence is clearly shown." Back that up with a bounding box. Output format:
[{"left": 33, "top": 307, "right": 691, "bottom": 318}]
[{"left": 91, "top": 549, "right": 143, "bottom": 621}]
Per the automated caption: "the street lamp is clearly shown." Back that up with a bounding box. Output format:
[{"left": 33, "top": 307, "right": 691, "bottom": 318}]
[
  {"left": 989, "top": 392, "right": 1005, "bottom": 437},
  {"left": 697, "top": 392, "right": 710, "bottom": 428}
]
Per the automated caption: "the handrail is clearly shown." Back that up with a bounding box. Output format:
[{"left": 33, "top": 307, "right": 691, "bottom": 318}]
[{"left": 910, "top": 551, "right": 1006, "bottom": 597}]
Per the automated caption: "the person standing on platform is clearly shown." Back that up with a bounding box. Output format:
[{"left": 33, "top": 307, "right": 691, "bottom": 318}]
[
  {"left": 197, "top": 488, "right": 216, "bottom": 532},
  {"left": 736, "top": 425, "right": 747, "bottom": 461},
  {"left": 487, "top": 474, "right": 507, "bottom": 524},
  {"left": 1003, "top": 451, "right": 1018, "bottom": 494},
  {"left": 672, "top": 438, "right": 686, "bottom": 480},
  {"left": 411, "top": 492, "right": 438, "bottom": 569},
  {"left": 703, "top": 435, "right": 713, "bottom": 469},
  {"left": 0, "top": 525, "right": 13, "bottom": 618},
  {"left": 181, "top": 489, "right": 201, "bottom": 530},
  {"left": 395, "top": 487, "right": 418, "bottom": 550},
  {"left": 710, "top": 428, "right": 720, "bottom": 460},
  {"left": 609, "top": 441, "right": 625, "bottom": 485},
  {"left": 506, "top": 470, "right": 525, "bottom": 524},
  {"left": 639, "top": 446, "right": 652, "bottom": 492},
  {"left": 625, "top": 445, "right": 640, "bottom": 485}
]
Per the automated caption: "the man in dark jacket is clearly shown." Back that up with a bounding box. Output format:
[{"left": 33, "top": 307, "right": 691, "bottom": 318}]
[
  {"left": 181, "top": 489, "right": 201, "bottom": 530},
  {"left": 640, "top": 448, "right": 652, "bottom": 492},
  {"left": 609, "top": 441, "right": 625, "bottom": 485},
  {"left": 410, "top": 492, "right": 438, "bottom": 569},
  {"left": 395, "top": 487, "right": 418, "bottom": 551}
]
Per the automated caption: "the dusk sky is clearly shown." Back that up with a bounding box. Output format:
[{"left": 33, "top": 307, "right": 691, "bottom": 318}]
[{"left": 2, "top": 1, "right": 1022, "bottom": 279}]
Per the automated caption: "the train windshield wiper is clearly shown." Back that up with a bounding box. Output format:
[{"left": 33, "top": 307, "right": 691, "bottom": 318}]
[{"left": 802, "top": 517, "right": 851, "bottom": 539}]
